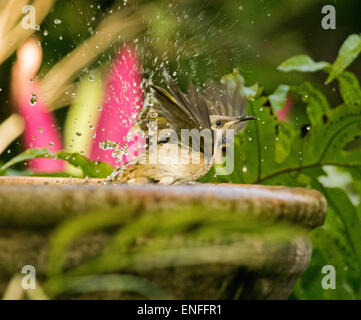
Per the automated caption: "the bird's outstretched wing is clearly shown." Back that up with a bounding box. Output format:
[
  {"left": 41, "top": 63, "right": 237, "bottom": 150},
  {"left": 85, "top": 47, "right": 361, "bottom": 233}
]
[
  {"left": 147, "top": 78, "right": 213, "bottom": 152},
  {"left": 150, "top": 83, "right": 198, "bottom": 135},
  {"left": 149, "top": 77, "right": 212, "bottom": 134},
  {"left": 142, "top": 76, "right": 247, "bottom": 136},
  {"left": 164, "top": 77, "right": 211, "bottom": 130},
  {"left": 204, "top": 79, "right": 247, "bottom": 117}
]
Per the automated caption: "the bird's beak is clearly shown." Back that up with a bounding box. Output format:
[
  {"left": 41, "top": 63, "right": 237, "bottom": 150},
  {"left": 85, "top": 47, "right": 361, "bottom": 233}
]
[
  {"left": 227, "top": 115, "right": 257, "bottom": 128},
  {"left": 220, "top": 115, "right": 258, "bottom": 147},
  {"left": 229, "top": 115, "right": 257, "bottom": 136},
  {"left": 237, "top": 115, "right": 258, "bottom": 122}
]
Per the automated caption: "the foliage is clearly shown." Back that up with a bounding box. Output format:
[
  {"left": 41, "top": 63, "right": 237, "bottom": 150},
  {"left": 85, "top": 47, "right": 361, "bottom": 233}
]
[
  {"left": 201, "top": 34, "right": 361, "bottom": 299},
  {"left": 269, "top": 84, "right": 290, "bottom": 111},
  {"left": 326, "top": 34, "right": 361, "bottom": 84},
  {"left": 277, "top": 55, "right": 329, "bottom": 73},
  {"left": 0, "top": 148, "right": 113, "bottom": 178},
  {"left": 44, "top": 206, "right": 299, "bottom": 299}
]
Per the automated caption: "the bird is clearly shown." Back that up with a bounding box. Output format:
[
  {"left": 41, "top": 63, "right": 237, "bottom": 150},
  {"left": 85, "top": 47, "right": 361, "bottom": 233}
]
[{"left": 117, "top": 76, "right": 256, "bottom": 184}]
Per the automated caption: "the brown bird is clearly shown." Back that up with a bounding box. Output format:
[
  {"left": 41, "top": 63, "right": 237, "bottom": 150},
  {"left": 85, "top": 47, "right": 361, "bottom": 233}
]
[{"left": 118, "top": 77, "right": 256, "bottom": 184}]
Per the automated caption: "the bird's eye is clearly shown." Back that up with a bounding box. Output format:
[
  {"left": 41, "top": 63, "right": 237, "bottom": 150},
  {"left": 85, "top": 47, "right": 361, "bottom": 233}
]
[{"left": 215, "top": 120, "right": 223, "bottom": 127}]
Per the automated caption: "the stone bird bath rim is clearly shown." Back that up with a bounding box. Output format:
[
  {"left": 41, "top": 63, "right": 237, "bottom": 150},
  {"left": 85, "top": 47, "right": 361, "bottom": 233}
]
[{"left": 0, "top": 176, "right": 327, "bottom": 299}]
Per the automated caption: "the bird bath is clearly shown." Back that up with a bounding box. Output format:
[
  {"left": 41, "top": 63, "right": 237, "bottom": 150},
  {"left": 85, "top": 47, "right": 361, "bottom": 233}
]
[{"left": 0, "top": 176, "right": 326, "bottom": 299}]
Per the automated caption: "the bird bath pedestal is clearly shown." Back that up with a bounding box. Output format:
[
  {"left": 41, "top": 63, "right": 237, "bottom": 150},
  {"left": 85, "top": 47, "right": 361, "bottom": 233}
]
[{"left": 0, "top": 177, "right": 326, "bottom": 299}]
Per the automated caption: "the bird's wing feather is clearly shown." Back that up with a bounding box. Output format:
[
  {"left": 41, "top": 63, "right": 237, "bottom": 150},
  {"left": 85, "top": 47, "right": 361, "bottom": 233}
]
[
  {"left": 205, "top": 80, "right": 247, "bottom": 117},
  {"left": 186, "top": 83, "right": 211, "bottom": 129},
  {"left": 150, "top": 84, "right": 198, "bottom": 134}
]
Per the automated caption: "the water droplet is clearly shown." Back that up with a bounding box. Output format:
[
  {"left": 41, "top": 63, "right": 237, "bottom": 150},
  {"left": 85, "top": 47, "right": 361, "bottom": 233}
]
[
  {"left": 54, "top": 19, "right": 62, "bottom": 25},
  {"left": 99, "top": 140, "right": 120, "bottom": 150},
  {"left": 30, "top": 93, "right": 38, "bottom": 105}
]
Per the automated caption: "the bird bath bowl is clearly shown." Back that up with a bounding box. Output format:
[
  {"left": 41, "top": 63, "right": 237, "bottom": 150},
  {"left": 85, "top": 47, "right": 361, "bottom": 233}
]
[{"left": 0, "top": 176, "right": 326, "bottom": 299}]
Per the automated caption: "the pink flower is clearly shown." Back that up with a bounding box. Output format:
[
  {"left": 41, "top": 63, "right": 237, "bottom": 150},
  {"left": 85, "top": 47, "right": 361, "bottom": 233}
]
[
  {"left": 277, "top": 96, "right": 293, "bottom": 121},
  {"left": 11, "top": 38, "right": 64, "bottom": 173},
  {"left": 90, "top": 45, "right": 144, "bottom": 167}
]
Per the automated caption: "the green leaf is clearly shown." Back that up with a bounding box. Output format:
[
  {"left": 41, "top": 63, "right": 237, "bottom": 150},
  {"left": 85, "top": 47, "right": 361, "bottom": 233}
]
[
  {"left": 269, "top": 84, "right": 290, "bottom": 112},
  {"left": 56, "top": 151, "right": 114, "bottom": 178},
  {"left": 237, "top": 96, "right": 275, "bottom": 183},
  {"left": 307, "top": 175, "right": 361, "bottom": 273},
  {"left": 46, "top": 274, "right": 170, "bottom": 299},
  {"left": 277, "top": 55, "right": 329, "bottom": 73},
  {"left": 0, "top": 148, "right": 50, "bottom": 171},
  {"left": 337, "top": 71, "right": 361, "bottom": 106},
  {"left": 292, "top": 170, "right": 361, "bottom": 299},
  {"left": 0, "top": 148, "right": 114, "bottom": 178},
  {"left": 327, "top": 34, "right": 361, "bottom": 84},
  {"left": 275, "top": 121, "right": 295, "bottom": 164},
  {"left": 293, "top": 226, "right": 356, "bottom": 299},
  {"left": 318, "top": 106, "right": 361, "bottom": 164},
  {"left": 292, "top": 82, "right": 330, "bottom": 125}
]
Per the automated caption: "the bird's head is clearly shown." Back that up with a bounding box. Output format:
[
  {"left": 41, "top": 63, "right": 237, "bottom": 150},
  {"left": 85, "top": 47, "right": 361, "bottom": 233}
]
[
  {"left": 209, "top": 115, "right": 257, "bottom": 132},
  {"left": 209, "top": 114, "right": 257, "bottom": 147}
]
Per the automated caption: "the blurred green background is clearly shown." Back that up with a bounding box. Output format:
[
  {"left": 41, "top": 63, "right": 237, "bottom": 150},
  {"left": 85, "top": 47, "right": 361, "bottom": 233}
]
[
  {"left": 1, "top": 0, "right": 360, "bottom": 163},
  {"left": 0, "top": 0, "right": 361, "bottom": 300}
]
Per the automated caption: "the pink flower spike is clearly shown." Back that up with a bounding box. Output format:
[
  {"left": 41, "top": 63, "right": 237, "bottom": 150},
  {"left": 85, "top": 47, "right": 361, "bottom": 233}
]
[
  {"left": 12, "top": 38, "right": 64, "bottom": 173},
  {"left": 90, "top": 45, "right": 144, "bottom": 167},
  {"left": 277, "top": 96, "right": 293, "bottom": 121}
]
